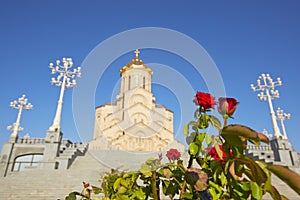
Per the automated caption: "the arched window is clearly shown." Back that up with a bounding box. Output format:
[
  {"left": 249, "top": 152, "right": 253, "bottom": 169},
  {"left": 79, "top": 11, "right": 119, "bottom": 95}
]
[
  {"left": 12, "top": 154, "right": 44, "bottom": 172},
  {"left": 128, "top": 76, "right": 131, "bottom": 90}
]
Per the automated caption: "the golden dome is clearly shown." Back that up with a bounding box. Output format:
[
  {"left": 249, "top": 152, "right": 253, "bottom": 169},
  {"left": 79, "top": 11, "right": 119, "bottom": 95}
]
[{"left": 119, "top": 49, "right": 153, "bottom": 76}]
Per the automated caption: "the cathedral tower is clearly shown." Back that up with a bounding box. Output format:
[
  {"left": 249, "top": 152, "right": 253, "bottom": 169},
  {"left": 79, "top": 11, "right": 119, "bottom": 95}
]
[{"left": 89, "top": 50, "right": 184, "bottom": 152}]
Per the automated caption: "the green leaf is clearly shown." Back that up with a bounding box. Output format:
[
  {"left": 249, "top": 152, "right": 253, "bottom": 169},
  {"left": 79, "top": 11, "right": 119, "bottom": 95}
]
[
  {"left": 189, "top": 142, "right": 199, "bottom": 156},
  {"left": 113, "top": 178, "right": 122, "bottom": 192},
  {"left": 214, "top": 143, "right": 223, "bottom": 160},
  {"left": 208, "top": 115, "right": 222, "bottom": 130},
  {"left": 65, "top": 192, "right": 86, "bottom": 200},
  {"left": 205, "top": 134, "right": 213, "bottom": 146},
  {"left": 162, "top": 168, "right": 173, "bottom": 179},
  {"left": 240, "top": 156, "right": 268, "bottom": 184},
  {"left": 117, "top": 186, "right": 127, "bottom": 194},
  {"left": 257, "top": 132, "right": 269, "bottom": 144},
  {"left": 121, "top": 178, "right": 130, "bottom": 188},
  {"left": 233, "top": 187, "right": 248, "bottom": 198},
  {"left": 224, "top": 159, "right": 232, "bottom": 173},
  {"left": 208, "top": 181, "right": 222, "bottom": 199},
  {"left": 195, "top": 156, "right": 204, "bottom": 167},
  {"left": 140, "top": 163, "right": 152, "bottom": 177},
  {"left": 207, "top": 188, "right": 217, "bottom": 200},
  {"left": 186, "top": 132, "right": 196, "bottom": 145},
  {"left": 231, "top": 145, "right": 243, "bottom": 158},
  {"left": 231, "top": 180, "right": 251, "bottom": 199},
  {"left": 184, "top": 124, "right": 189, "bottom": 136},
  {"left": 65, "top": 192, "right": 77, "bottom": 200},
  {"left": 250, "top": 181, "right": 262, "bottom": 200},
  {"left": 220, "top": 171, "right": 227, "bottom": 186},
  {"left": 92, "top": 186, "right": 102, "bottom": 194},
  {"left": 131, "top": 188, "right": 146, "bottom": 200},
  {"left": 196, "top": 132, "right": 206, "bottom": 145},
  {"left": 145, "top": 157, "right": 160, "bottom": 170},
  {"left": 194, "top": 108, "right": 200, "bottom": 119},
  {"left": 189, "top": 120, "right": 198, "bottom": 126},
  {"left": 267, "top": 185, "right": 284, "bottom": 200},
  {"left": 225, "top": 136, "right": 247, "bottom": 149},
  {"left": 198, "top": 114, "right": 209, "bottom": 129},
  {"left": 162, "top": 180, "right": 168, "bottom": 194},
  {"left": 116, "top": 194, "right": 131, "bottom": 200},
  {"left": 268, "top": 165, "right": 300, "bottom": 195},
  {"left": 233, "top": 160, "right": 244, "bottom": 177},
  {"left": 221, "top": 124, "right": 269, "bottom": 148},
  {"left": 182, "top": 192, "right": 194, "bottom": 199},
  {"left": 166, "top": 181, "right": 180, "bottom": 197},
  {"left": 185, "top": 170, "right": 197, "bottom": 187},
  {"left": 223, "top": 125, "right": 269, "bottom": 144},
  {"left": 239, "top": 181, "right": 250, "bottom": 191},
  {"left": 256, "top": 161, "right": 271, "bottom": 191}
]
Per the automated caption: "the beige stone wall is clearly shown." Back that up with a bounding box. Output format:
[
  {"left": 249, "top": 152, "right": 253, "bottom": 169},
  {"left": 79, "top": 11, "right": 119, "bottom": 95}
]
[{"left": 90, "top": 54, "right": 184, "bottom": 151}]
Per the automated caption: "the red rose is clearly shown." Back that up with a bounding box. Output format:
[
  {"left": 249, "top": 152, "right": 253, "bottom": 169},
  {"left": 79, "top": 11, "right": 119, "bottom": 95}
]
[
  {"left": 166, "top": 148, "right": 181, "bottom": 161},
  {"left": 218, "top": 97, "right": 239, "bottom": 117},
  {"left": 206, "top": 145, "right": 232, "bottom": 161},
  {"left": 193, "top": 92, "right": 216, "bottom": 110}
]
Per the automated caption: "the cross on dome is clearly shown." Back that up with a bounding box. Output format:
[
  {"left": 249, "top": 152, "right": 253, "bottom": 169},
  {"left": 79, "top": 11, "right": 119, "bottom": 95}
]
[{"left": 134, "top": 49, "right": 140, "bottom": 58}]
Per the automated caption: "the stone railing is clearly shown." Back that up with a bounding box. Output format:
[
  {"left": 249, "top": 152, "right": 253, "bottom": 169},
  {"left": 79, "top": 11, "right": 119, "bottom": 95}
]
[
  {"left": 247, "top": 145, "right": 272, "bottom": 151},
  {"left": 18, "top": 138, "right": 45, "bottom": 144},
  {"left": 60, "top": 139, "right": 86, "bottom": 149},
  {"left": 61, "top": 139, "right": 73, "bottom": 146},
  {"left": 68, "top": 142, "right": 87, "bottom": 149}
]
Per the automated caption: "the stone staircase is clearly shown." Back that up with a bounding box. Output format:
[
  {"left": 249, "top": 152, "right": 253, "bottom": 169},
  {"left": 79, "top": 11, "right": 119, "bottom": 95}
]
[
  {"left": 58, "top": 142, "right": 88, "bottom": 169},
  {"left": 0, "top": 151, "right": 109, "bottom": 200},
  {"left": 0, "top": 149, "right": 299, "bottom": 200},
  {"left": 246, "top": 145, "right": 277, "bottom": 165},
  {"left": 246, "top": 152, "right": 274, "bottom": 165}
]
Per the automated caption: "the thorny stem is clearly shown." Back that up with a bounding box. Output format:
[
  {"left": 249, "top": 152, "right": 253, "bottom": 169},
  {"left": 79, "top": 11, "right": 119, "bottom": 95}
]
[
  {"left": 223, "top": 116, "right": 228, "bottom": 127},
  {"left": 151, "top": 171, "right": 159, "bottom": 200},
  {"left": 179, "top": 180, "right": 187, "bottom": 199}
]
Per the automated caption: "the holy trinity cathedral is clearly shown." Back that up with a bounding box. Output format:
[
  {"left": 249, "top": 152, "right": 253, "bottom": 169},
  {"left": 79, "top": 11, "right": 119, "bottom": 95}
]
[{"left": 89, "top": 50, "right": 184, "bottom": 151}]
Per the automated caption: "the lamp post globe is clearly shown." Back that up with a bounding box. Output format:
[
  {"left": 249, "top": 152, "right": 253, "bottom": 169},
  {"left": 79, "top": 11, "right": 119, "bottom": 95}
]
[
  {"left": 48, "top": 57, "right": 81, "bottom": 132},
  {"left": 250, "top": 73, "right": 282, "bottom": 139},
  {"left": 7, "top": 94, "right": 33, "bottom": 143},
  {"left": 276, "top": 107, "right": 291, "bottom": 140}
]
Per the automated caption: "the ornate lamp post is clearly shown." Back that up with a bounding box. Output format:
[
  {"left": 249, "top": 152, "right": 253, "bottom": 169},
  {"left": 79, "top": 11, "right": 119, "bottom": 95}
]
[
  {"left": 250, "top": 73, "right": 282, "bottom": 138},
  {"left": 262, "top": 128, "right": 272, "bottom": 139},
  {"left": 48, "top": 57, "right": 81, "bottom": 132},
  {"left": 276, "top": 107, "right": 291, "bottom": 140},
  {"left": 7, "top": 94, "right": 33, "bottom": 143}
]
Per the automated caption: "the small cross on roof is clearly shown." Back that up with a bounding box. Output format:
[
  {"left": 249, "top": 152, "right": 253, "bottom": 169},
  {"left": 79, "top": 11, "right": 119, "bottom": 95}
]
[{"left": 134, "top": 49, "right": 140, "bottom": 58}]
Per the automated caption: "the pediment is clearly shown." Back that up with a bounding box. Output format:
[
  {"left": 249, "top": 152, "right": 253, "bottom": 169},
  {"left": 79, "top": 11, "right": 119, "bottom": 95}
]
[{"left": 123, "top": 122, "right": 157, "bottom": 138}]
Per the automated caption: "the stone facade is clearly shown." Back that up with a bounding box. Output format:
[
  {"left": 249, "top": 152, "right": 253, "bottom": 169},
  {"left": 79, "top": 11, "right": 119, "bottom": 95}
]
[
  {"left": 89, "top": 50, "right": 184, "bottom": 152},
  {"left": 0, "top": 137, "right": 87, "bottom": 177},
  {"left": 246, "top": 137, "right": 300, "bottom": 174}
]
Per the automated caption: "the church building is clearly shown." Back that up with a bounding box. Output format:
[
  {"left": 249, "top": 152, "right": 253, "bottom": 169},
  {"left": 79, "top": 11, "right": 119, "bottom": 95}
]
[{"left": 89, "top": 49, "right": 184, "bottom": 152}]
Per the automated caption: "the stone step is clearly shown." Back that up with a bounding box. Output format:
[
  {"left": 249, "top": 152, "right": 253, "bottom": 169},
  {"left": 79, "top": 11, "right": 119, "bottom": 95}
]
[{"left": 0, "top": 149, "right": 299, "bottom": 200}]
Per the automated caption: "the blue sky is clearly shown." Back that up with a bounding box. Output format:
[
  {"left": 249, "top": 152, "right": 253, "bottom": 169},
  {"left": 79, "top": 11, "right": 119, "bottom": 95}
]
[{"left": 0, "top": 1, "right": 300, "bottom": 152}]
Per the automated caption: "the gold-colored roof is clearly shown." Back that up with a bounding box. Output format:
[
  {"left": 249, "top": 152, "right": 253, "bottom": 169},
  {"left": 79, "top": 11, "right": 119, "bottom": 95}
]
[{"left": 119, "top": 49, "right": 153, "bottom": 76}]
